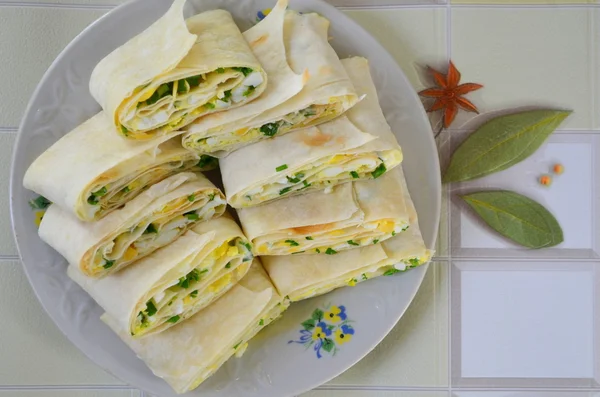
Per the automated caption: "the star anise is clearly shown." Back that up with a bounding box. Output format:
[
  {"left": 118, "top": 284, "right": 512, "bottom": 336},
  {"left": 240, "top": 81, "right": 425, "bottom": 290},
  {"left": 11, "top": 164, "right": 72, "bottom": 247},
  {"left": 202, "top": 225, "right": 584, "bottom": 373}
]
[{"left": 419, "top": 61, "right": 483, "bottom": 132}]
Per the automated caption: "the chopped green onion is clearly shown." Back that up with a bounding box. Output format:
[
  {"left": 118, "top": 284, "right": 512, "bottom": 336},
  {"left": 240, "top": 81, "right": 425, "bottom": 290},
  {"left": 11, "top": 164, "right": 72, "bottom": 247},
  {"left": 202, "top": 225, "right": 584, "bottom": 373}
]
[
  {"left": 204, "top": 102, "right": 216, "bottom": 109},
  {"left": 122, "top": 186, "right": 131, "bottom": 193},
  {"left": 225, "top": 262, "right": 231, "bottom": 269},
  {"left": 362, "top": 273, "right": 368, "bottom": 281},
  {"left": 279, "top": 187, "right": 293, "bottom": 195},
  {"left": 300, "top": 180, "right": 311, "bottom": 190},
  {"left": 190, "top": 290, "right": 198, "bottom": 298},
  {"left": 185, "top": 75, "right": 202, "bottom": 87},
  {"left": 243, "top": 242, "right": 253, "bottom": 252},
  {"left": 233, "top": 67, "right": 253, "bottom": 76},
  {"left": 208, "top": 193, "right": 215, "bottom": 202},
  {"left": 408, "top": 258, "right": 420, "bottom": 267},
  {"left": 292, "top": 251, "right": 305, "bottom": 254},
  {"left": 120, "top": 125, "right": 129, "bottom": 136},
  {"left": 286, "top": 173, "right": 304, "bottom": 183},
  {"left": 392, "top": 231, "right": 396, "bottom": 236},
  {"left": 347, "top": 240, "right": 359, "bottom": 246},
  {"left": 222, "top": 90, "right": 232, "bottom": 102},
  {"left": 188, "top": 194, "right": 195, "bottom": 202},
  {"left": 167, "top": 315, "right": 180, "bottom": 323},
  {"left": 29, "top": 196, "right": 51, "bottom": 210},
  {"left": 103, "top": 259, "right": 115, "bottom": 269},
  {"left": 325, "top": 248, "right": 337, "bottom": 255},
  {"left": 178, "top": 277, "right": 190, "bottom": 289},
  {"left": 144, "top": 224, "right": 157, "bottom": 234},
  {"left": 350, "top": 171, "right": 359, "bottom": 179},
  {"left": 157, "top": 83, "right": 170, "bottom": 97},
  {"left": 177, "top": 80, "right": 189, "bottom": 94},
  {"left": 384, "top": 268, "right": 401, "bottom": 276},
  {"left": 88, "top": 187, "right": 107, "bottom": 205},
  {"left": 276, "top": 164, "right": 288, "bottom": 172},
  {"left": 184, "top": 211, "right": 199, "bottom": 221},
  {"left": 373, "top": 239, "right": 380, "bottom": 244},
  {"left": 233, "top": 341, "right": 242, "bottom": 350},
  {"left": 145, "top": 300, "right": 157, "bottom": 317},
  {"left": 285, "top": 240, "right": 299, "bottom": 247},
  {"left": 260, "top": 122, "right": 279, "bottom": 137},
  {"left": 197, "top": 155, "right": 217, "bottom": 169},
  {"left": 315, "top": 248, "right": 321, "bottom": 253},
  {"left": 372, "top": 163, "right": 387, "bottom": 179},
  {"left": 245, "top": 195, "right": 252, "bottom": 201},
  {"left": 259, "top": 319, "right": 264, "bottom": 326},
  {"left": 306, "top": 236, "right": 313, "bottom": 241},
  {"left": 243, "top": 86, "right": 256, "bottom": 97},
  {"left": 216, "top": 68, "right": 225, "bottom": 73}
]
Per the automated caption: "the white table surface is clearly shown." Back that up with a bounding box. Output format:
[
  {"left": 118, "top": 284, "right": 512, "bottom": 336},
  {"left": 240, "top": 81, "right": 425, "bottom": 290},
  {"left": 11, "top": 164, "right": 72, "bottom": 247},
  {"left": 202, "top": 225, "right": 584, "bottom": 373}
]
[{"left": 0, "top": 0, "right": 599, "bottom": 396}]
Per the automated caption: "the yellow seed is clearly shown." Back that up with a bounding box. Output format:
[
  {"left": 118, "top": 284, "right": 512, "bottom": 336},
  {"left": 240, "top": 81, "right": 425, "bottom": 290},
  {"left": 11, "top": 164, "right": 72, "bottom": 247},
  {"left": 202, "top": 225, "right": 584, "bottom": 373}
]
[
  {"left": 539, "top": 175, "right": 552, "bottom": 186},
  {"left": 553, "top": 164, "right": 564, "bottom": 175}
]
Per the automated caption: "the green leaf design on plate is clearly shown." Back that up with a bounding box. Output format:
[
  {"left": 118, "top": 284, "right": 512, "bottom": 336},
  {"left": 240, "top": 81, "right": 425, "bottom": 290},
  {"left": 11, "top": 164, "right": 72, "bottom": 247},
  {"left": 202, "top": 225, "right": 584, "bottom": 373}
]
[
  {"left": 461, "top": 190, "right": 563, "bottom": 249},
  {"left": 444, "top": 109, "right": 571, "bottom": 183},
  {"left": 302, "top": 319, "right": 316, "bottom": 331},
  {"left": 311, "top": 308, "right": 324, "bottom": 322},
  {"left": 321, "top": 338, "right": 334, "bottom": 352}
]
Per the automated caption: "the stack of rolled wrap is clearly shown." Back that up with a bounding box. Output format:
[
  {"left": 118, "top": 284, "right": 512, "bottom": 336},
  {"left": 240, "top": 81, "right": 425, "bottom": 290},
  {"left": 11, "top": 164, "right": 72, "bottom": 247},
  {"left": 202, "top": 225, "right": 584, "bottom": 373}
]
[{"left": 22, "top": 0, "right": 431, "bottom": 394}]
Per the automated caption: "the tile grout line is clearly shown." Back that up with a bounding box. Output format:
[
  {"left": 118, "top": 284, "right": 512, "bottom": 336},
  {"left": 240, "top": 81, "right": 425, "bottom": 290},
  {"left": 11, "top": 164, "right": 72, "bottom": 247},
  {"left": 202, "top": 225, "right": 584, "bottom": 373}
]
[
  {"left": 452, "top": 3, "right": 600, "bottom": 8},
  {"left": 0, "top": 255, "right": 20, "bottom": 261},
  {"left": 0, "top": 385, "right": 137, "bottom": 390},
  {"left": 446, "top": 0, "right": 453, "bottom": 392},
  {"left": 0, "top": 1, "right": 115, "bottom": 9}
]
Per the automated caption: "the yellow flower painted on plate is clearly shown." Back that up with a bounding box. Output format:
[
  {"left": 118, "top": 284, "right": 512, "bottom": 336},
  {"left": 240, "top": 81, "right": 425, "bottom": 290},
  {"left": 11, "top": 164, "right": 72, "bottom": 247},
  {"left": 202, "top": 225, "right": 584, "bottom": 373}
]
[
  {"left": 312, "top": 324, "right": 328, "bottom": 340},
  {"left": 324, "top": 305, "right": 347, "bottom": 323},
  {"left": 334, "top": 324, "right": 355, "bottom": 345}
]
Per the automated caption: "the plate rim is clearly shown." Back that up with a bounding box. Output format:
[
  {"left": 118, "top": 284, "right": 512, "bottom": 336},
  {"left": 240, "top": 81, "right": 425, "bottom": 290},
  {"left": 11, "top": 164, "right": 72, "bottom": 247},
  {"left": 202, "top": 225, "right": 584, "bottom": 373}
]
[{"left": 9, "top": 0, "right": 441, "bottom": 395}]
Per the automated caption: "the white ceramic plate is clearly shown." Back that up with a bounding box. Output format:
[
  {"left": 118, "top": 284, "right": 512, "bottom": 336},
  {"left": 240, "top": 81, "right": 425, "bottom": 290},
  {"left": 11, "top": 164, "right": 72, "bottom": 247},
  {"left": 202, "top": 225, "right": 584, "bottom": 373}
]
[{"left": 10, "top": 1, "right": 441, "bottom": 396}]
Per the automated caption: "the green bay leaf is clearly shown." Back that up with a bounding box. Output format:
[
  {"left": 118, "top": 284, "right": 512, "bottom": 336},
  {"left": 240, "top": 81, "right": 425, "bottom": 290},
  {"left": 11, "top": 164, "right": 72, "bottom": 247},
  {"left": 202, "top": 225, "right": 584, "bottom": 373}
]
[
  {"left": 444, "top": 109, "right": 571, "bottom": 183},
  {"left": 461, "top": 190, "right": 563, "bottom": 249}
]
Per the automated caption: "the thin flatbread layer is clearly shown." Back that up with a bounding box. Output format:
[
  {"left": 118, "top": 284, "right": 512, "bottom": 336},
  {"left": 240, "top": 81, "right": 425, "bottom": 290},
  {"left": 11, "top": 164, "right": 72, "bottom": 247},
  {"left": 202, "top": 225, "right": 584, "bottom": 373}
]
[
  {"left": 101, "top": 260, "right": 289, "bottom": 394},
  {"left": 238, "top": 166, "right": 411, "bottom": 255},
  {"left": 69, "top": 216, "right": 253, "bottom": 338},
  {"left": 262, "top": 167, "right": 432, "bottom": 301},
  {"left": 90, "top": 0, "right": 267, "bottom": 140},
  {"left": 182, "top": 8, "right": 357, "bottom": 156},
  {"left": 39, "top": 173, "right": 226, "bottom": 278},
  {"left": 23, "top": 112, "right": 216, "bottom": 222},
  {"left": 221, "top": 56, "right": 402, "bottom": 208}
]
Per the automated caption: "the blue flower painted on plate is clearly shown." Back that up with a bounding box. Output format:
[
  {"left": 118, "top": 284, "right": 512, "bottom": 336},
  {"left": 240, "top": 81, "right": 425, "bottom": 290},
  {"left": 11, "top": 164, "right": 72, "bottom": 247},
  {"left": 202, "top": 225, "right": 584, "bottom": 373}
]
[
  {"left": 288, "top": 304, "right": 355, "bottom": 358},
  {"left": 256, "top": 8, "right": 272, "bottom": 22}
]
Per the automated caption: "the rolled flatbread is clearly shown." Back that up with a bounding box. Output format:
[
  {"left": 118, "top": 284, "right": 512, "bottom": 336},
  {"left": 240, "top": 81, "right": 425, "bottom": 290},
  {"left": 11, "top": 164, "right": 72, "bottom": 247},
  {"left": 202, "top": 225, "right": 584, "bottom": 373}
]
[
  {"left": 40, "top": 173, "right": 226, "bottom": 278},
  {"left": 221, "top": 56, "right": 402, "bottom": 208},
  {"left": 182, "top": 8, "right": 357, "bottom": 156},
  {"left": 101, "top": 260, "right": 289, "bottom": 393},
  {"left": 90, "top": 0, "right": 267, "bottom": 140},
  {"left": 262, "top": 167, "right": 432, "bottom": 301},
  {"left": 69, "top": 216, "right": 253, "bottom": 338},
  {"left": 238, "top": 167, "right": 411, "bottom": 255},
  {"left": 23, "top": 112, "right": 216, "bottom": 222}
]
